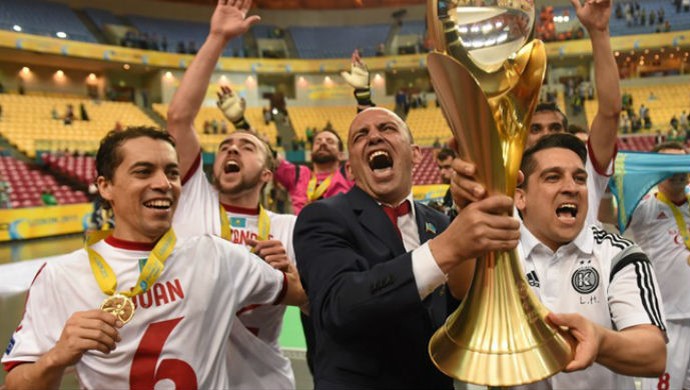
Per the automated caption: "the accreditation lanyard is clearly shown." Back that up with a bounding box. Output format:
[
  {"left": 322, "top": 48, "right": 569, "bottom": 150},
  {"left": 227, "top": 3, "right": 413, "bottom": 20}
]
[
  {"left": 307, "top": 173, "right": 333, "bottom": 202},
  {"left": 219, "top": 203, "right": 271, "bottom": 251},
  {"left": 85, "top": 229, "right": 177, "bottom": 298},
  {"left": 657, "top": 191, "right": 690, "bottom": 251}
]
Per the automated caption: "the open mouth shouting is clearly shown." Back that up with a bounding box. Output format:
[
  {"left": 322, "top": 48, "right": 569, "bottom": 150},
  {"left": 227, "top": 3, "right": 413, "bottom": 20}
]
[
  {"left": 555, "top": 202, "right": 578, "bottom": 223},
  {"left": 224, "top": 160, "right": 240, "bottom": 174},
  {"left": 368, "top": 150, "right": 393, "bottom": 172}
]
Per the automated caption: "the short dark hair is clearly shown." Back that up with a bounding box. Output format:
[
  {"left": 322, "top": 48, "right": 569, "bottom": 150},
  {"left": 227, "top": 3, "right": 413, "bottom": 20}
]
[
  {"left": 437, "top": 148, "right": 457, "bottom": 161},
  {"left": 652, "top": 141, "right": 686, "bottom": 154},
  {"left": 519, "top": 133, "right": 587, "bottom": 189},
  {"left": 96, "top": 126, "right": 176, "bottom": 181},
  {"left": 535, "top": 102, "right": 568, "bottom": 130},
  {"left": 314, "top": 128, "right": 344, "bottom": 151}
]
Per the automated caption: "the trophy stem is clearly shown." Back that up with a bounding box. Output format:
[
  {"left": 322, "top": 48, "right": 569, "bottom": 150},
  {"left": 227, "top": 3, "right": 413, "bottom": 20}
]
[{"left": 429, "top": 250, "right": 574, "bottom": 386}]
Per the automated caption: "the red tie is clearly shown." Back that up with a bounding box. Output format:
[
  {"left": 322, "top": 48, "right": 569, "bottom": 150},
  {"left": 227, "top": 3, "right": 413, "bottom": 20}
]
[{"left": 382, "top": 200, "right": 411, "bottom": 237}]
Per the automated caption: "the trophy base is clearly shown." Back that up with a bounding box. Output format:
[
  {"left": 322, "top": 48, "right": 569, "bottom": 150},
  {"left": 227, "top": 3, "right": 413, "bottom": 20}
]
[{"left": 429, "top": 322, "right": 573, "bottom": 387}]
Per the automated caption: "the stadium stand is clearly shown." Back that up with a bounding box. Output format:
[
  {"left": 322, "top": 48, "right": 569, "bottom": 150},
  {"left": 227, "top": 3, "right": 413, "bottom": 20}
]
[
  {"left": 126, "top": 15, "right": 244, "bottom": 56},
  {"left": 289, "top": 24, "right": 390, "bottom": 58},
  {"left": 0, "top": 94, "right": 156, "bottom": 157},
  {"left": 412, "top": 147, "right": 442, "bottom": 185},
  {"left": 152, "top": 103, "right": 278, "bottom": 150},
  {"left": 584, "top": 81, "right": 690, "bottom": 133},
  {"left": 0, "top": 155, "right": 88, "bottom": 208},
  {"left": 0, "top": 0, "right": 96, "bottom": 42},
  {"left": 42, "top": 152, "right": 96, "bottom": 187}
]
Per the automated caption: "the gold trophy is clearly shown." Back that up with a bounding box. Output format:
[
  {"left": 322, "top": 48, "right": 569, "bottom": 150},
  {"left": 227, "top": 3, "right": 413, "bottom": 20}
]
[{"left": 426, "top": 0, "right": 574, "bottom": 386}]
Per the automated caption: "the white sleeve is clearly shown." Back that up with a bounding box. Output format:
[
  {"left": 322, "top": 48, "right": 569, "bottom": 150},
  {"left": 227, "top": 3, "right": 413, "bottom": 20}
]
[
  {"left": 608, "top": 246, "right": 667, "bottom": 333},
  {"left": 2, "top": 264, "right": 64, "bottom": 369},
  {"left": 585, "top": 156, "right": 611, "bottom": 226},
  {"left": 173, "top": 154, "right": 221, "bottom": 238},
  {"left": 217, "top": 238, "right": 285, "bottom": 309}
]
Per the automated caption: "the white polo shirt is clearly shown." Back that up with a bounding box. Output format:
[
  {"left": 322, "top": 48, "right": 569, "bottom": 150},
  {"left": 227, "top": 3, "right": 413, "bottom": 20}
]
[{"left": 517, "top": 224, "right": 667, "bottom": 390}]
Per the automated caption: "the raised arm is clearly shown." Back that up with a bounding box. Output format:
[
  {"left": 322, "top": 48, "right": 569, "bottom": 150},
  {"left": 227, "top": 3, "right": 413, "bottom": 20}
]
[
  {"left": 572, "top": 0, "right": 621, "bottom": 171},
  {"left": 341, "top": 49, "right": 375, "bottom": 112},
  {"left": 166, "top": 0, "right": 260, "bottom": 178}
]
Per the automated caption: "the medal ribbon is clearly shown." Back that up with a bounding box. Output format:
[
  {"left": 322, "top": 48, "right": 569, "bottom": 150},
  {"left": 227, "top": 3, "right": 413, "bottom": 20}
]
[
  {"left": 219, "top": 203, "right": 271, "bottom": 252},
  {"left": 307, "top": 173, "right": 333, "bottom": 202},
  {"left": 86, "top": 229, "right": 177, "bottom": 297},
  {"left": 656, "top": 191, "right": 690, "bottom": 252}
]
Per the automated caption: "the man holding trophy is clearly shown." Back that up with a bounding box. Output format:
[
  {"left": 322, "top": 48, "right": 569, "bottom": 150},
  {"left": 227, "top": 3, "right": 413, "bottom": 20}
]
[{"left": 425, "top": 0, "right": 667, "bottom": 388}]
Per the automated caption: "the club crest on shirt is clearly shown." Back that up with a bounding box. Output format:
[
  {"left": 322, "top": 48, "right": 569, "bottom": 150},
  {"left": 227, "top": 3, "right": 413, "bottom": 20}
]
[{"left": 571, "top": 260, "right": 599, "bottom": 295}]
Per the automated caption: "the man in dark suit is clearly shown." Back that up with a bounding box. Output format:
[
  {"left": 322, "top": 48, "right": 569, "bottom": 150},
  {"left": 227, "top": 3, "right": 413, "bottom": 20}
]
[{"left": 294, "top": 107, "right": 520, "bottom": 389}]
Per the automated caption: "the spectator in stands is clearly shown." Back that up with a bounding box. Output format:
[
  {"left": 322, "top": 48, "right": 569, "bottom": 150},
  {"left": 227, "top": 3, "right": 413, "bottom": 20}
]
[
  {"left": 620, "top": 111, "right": 631, "bottom": 134},
  {"left": 187, "top": 40, "right": 198, "bottom": 55},
  {"left": 670, "top": 115, "right": 680, "bottom": 131},
  {"left": 375, "top": 43, "right": 385, "bottom": 56},
  {"left": 41, "top": 188, "right": 58, "bottom": 206},
  {"left": 680, "top": 110, "right": 689, "bottom": 131},
  {"left": 262, "top": 107, "right": 271, "bottom": 125},
  {"left": 64, "top": 104, "right": 74, "bottom": 125},
  {"left": 203, "top": 120, "right": 211, "bottom": 134},
  {"left": 220, "top": 119, "right": 228, "bottom": 134},
  {"left": 436, "top": 147, "right": 457, "bottom": 221},
  {"left": 0, "top": 81, "right": 5, "bottom": 93},
  {"left": 176, "top": 40, "right": 186, "bottom": 54},
  {"left": 658, "top": 7, "right": 665, "bottom": 23},
  {"left": 18, "top": 79, "right": 25, "bottom": 95},
  {"left": 80, "top": 103, "right": 90, "bottom": 121},
  {"left": 0, "top": 174, "right": 11, "bottom": 209},
  {"left": 161, "top": 35, "right": 168, "bottom": 52},
  {"left": 433, "top": 137, "right": 441, "bottom": 148},
  {"left": 51, "top": 106, "right": 59, "bottom": 120},
  {"left": 0, "top": 103, "right": 3, "bottom": 121}
]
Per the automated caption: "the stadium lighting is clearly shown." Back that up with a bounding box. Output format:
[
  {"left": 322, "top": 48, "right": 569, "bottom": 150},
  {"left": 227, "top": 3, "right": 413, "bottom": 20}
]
[
  {"left": 56, "top": 31, "right": 67, "bottom": 39},
  {"left": 12, "top": 25, "right": 22, "bottom": 32},
  {"left": 87, "top": 73, "right": 97, "bottom": 83},
  {"left": 123, "top": 64, "right": 131, "bottom": 70},
  {"left": 164, "top": 71, "right": 174, "bottom": 80},
  {"left": 21, "top": 67, "right": 30, "bottom": 75}
]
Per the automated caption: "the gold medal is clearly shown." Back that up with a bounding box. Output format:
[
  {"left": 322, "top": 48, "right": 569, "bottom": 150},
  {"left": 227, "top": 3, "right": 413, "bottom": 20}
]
[{"left": 100, "top": 293, "right": 135, "bottom": 324}]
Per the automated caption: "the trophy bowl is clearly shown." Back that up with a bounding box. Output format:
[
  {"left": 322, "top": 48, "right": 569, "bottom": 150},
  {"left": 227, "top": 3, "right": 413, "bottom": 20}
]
[
  {"left": 430, "top": 0, "right": 536, "bottom": 73},
  {"left": 426, "top": 0, "right": 575, "bottom": 386}
]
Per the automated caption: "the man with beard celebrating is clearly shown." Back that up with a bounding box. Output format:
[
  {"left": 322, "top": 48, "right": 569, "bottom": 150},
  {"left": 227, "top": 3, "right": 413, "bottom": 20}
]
[{"left": 166, "top": 0, "right": 303, "bottom": 388}]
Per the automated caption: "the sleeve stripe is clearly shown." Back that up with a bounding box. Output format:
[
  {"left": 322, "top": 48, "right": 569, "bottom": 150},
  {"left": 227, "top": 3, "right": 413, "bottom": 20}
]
[
  {"left": 3, "top": 360, "right": 30, "bottom": 373},
  {"left": 180, "top": 151, "right": 202, "bottom": 186},
  {"left": 633, "top": 261, "right": 666, "bottom": 332}
]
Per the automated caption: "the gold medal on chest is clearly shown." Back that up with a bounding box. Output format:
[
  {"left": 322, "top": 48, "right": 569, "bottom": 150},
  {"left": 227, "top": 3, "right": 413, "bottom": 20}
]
[{"left": 100, "top": 293, "right": 135, "bottom": 324}]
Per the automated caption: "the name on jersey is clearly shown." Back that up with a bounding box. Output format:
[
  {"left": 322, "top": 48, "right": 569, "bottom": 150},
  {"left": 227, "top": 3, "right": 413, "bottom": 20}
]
[
  {"left": 231, "top": 229, "right": 274, "bottom": 246},
  {"left": 130, "top": 278, "right": 185, "bottom": 310}
]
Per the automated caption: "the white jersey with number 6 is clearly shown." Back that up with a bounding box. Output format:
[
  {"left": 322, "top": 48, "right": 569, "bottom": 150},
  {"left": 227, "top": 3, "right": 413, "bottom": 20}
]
[{"left": 2, "top": 235, "right": 285, "bottom": 389}]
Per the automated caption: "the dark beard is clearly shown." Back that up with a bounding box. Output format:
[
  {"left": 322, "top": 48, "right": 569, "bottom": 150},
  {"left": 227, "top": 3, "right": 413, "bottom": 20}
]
[{"left": 312, "top": 152, "right": 337, "bottom": 164}]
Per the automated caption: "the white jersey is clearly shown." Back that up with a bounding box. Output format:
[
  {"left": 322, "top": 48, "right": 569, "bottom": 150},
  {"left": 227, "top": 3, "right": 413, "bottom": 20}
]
[
  {"left": 173, "top": 155, "right": 296, "bottom": 388},
  {"left": 585, "top": 144, "right": 612, "bottom": 226},
  {"left": 2, "top": 235, "right": 284, "bottom": 389},
  {"left": 629, "top": 192, "right": 690, "bottom": 320},
  {"left": 517, "top": 224, "right": 667, "bottom": 390}
]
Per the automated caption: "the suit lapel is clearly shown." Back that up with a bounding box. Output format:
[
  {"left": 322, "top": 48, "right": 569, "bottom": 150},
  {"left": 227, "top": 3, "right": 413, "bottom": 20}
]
[{"left": 347, "top": 187, "right": 405, "bottom": 254}]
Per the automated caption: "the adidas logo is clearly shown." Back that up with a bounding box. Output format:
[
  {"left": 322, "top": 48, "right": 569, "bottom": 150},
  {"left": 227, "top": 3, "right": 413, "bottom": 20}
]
[
  {"left": 657, "top": 211, "right": 668, "bottom": 220},
  {"left": 526, "top": 271, "right": 540, "bottom": 288}
]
